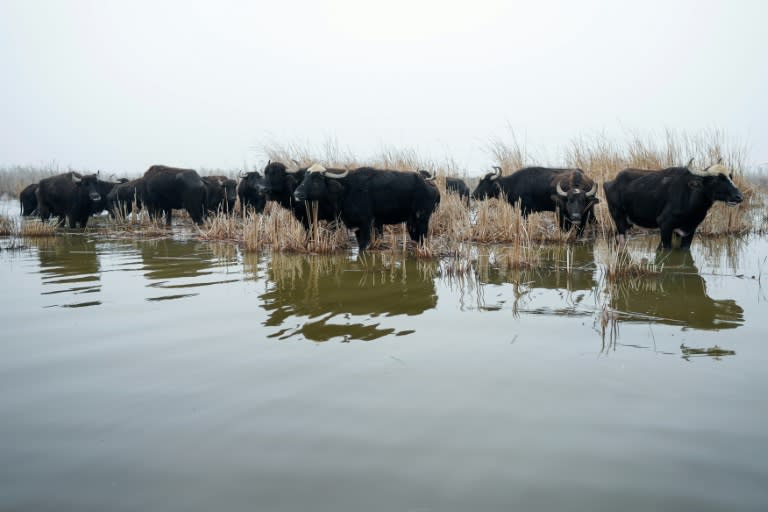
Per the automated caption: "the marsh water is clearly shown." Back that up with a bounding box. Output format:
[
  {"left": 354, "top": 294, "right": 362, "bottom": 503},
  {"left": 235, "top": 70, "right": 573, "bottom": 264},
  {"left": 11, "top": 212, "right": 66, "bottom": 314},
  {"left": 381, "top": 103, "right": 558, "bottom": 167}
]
[{"left": 1, "top": 206, "right": 768, "bottom": 510}]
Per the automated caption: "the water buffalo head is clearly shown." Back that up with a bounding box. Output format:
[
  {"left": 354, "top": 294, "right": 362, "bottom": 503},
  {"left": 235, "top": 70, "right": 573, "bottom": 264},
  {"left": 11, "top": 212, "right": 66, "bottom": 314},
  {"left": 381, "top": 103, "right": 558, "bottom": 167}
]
[
  {"left": 240, "top": 170, "right": 266, "bottom": 192},
  {"left": 293, "top": 164, "right": 347, "bottom": 202},
  {"left": 471, "top": 166, "right": 503, "bottom": 200},
  {"left": 72, "top": 173, "right": 102, "bottom": 202},
  {"left": 263, "top": 161, "right": 305, "bottom": 199},
  {"left": 552, "top": 175, "right": 598, "bottom": 224},
  {"left": 687, "top": 158, "right": 744, "bottom": 206}
]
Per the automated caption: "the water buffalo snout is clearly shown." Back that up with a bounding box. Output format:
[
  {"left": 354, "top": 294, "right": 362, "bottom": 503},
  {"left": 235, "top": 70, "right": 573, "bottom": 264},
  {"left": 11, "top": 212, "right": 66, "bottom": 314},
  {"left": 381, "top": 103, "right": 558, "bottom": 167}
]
[
  {"left": 90, "top": 192, "right": 101, "bottom": 201},
  {"left": 727, "top": 193, "right": 744, "bottom": 206},
  {"left": 294, "top": 191, "right": 305, "bottom": 201}
]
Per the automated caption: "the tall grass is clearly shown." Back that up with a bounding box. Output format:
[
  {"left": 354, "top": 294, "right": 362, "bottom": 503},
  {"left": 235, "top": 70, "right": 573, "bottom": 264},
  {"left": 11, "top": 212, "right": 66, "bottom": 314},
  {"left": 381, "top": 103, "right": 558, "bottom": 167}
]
[{"left": 0, "top": 165, "right": 62, "bottom": 198}]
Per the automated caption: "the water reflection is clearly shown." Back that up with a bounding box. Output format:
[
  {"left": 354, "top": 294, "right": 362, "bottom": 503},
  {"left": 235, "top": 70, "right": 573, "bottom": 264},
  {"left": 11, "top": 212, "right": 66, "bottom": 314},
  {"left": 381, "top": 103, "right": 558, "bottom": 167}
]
[
  {"left": 610, "top": 250, "right": 744, "bottom": 330},
  {"left": 138, "top": 239, "right": 239, "bottom": 301},
  {"left": 474, "top": 244, "right": 598, "bottom": 315},
  {"left": 31, "top": 236, "right": 102, "bottom": 308},
  {"left": 259, "top": 253, "right": 438, "bottom": 342}
]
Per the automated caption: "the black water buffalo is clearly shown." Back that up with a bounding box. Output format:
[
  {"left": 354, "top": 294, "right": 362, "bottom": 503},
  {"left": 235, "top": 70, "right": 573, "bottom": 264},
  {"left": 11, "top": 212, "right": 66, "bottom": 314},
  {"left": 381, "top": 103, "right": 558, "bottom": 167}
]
[
  {"left": 36, "top": 172, "right": 103, "bottom": 228},
  {"left": 107, "top": 178, "right": 144, "bottom": 217},
  {"left": 237, "top": 170, "right": 267, "bottom": 214},
  {"left": 603, "top": 159, "right": 744, "bottom": 249},
  {"left": 141, "top": 165, "right": 207, "bottom": 225},
  {"left": 90, "top": 177, "right": 128, "bottom": 216},
  {"left": 447, "top": 177, "right": 470, "bottom": 204},
  {"left": 202, "top": 175, "right": 237, "bottom": 214},
  {"left": 19, "top": 183, "right": 38, "bottom": 216},
  {"left": 262, "top": 161, "right": 340, "bottom": 228},
  {"left": 472, "top": 166, "right": 599, "bottom": 236},
  {"left": 293, "top": 165, "right": 440, "bottom": 250}
]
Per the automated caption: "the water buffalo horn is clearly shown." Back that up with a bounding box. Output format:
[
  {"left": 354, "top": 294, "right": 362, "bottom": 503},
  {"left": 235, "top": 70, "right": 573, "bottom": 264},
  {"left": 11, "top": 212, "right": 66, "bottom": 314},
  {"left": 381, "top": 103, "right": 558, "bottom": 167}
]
[
  {"left": 324, "top": 169, "right": 348, "bottom": 179},
  {"left": 586, "top": 182, "right": 597, "bottom": 197},
  {"left": 71, "top": 174, "right": 82, "bottom": 184},
  {"left": 239, "top": 171, "right": 247, "bottom": 178},
  {"left": 686, "top": 157, "right": 695, "bottom": 168},
  {"left": 556, "top": 181, "right": 568, "bottom": 197}
]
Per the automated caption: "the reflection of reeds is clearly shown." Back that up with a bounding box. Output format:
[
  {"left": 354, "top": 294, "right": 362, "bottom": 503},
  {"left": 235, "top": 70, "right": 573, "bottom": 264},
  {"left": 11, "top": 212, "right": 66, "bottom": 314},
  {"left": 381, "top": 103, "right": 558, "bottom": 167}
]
[{"left": 599, "top": 242, "right": 663, "bottom": 283}]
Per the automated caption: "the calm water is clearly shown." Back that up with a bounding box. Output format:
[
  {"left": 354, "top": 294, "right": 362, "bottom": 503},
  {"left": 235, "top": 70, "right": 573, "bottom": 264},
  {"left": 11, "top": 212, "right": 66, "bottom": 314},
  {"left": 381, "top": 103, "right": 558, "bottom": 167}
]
[{"left": 1, "top": 210, "right": 768, "bottom": 510}]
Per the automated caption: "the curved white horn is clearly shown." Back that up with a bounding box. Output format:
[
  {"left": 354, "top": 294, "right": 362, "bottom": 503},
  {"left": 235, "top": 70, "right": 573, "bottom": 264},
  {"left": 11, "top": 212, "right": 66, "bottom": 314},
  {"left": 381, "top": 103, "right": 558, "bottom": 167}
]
[
  {"left": 686, "top": 157, "right": 695, "bottom": 169},
  {"left": 307, "top": 164, "right": 326, "bottom": 174},
  {"left": 324, "top": 169, "right": 348, "bottom": 179},
  {"left": 556, "top": 181, "right": 568, "bottom": 197},
  {"left": 586, "top": 182, "right": 597, "bottom": 197},
  {"left": 71, "top": 173, "right": 82, "bottom": 184}
]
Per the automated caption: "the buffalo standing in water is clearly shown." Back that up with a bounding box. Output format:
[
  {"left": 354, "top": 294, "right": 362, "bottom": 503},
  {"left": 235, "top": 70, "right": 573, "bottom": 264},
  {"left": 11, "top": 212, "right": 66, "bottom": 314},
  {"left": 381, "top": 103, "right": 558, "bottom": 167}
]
[
  {"left": 293, "top": 164, "right": 440, "bottom": 251},
  {"left": 604, "top": 159, "right": 744, "bottom": 249},
  {"left": 472, "top": 166, "right": 599, "bottom": 236},
  {"left": 141, "top": 165, "right": 207, "bottom": 225},
  {"left": 262, "top": 161, "right": 343, "bottom": 229},
  {"left": 36, "top": 172, "right": 103, "bottom": 228}
]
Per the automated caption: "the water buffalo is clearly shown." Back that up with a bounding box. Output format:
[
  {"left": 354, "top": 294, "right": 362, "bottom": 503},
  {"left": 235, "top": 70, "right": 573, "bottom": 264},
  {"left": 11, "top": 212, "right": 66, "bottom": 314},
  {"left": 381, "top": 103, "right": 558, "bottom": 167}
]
[
  {"left": 603, "top": 159, "right": 744, "bottom": 249},
  {"left": 472, "top": 166, "right": 599, "bottom": 236},
  {"left": 262, "top": 161, "right": 340, "bottom": 228},
  {"left": 202, "top": 175, "right": 237, "bottom": 214},
  {"left": 141, "top": 165, "right": 207, "bottom": 225},
  {"left": 237, "top": 170, "right": 267, "bottom": 214},
  {"left": 90, "top": 177, "right": 128, "bottom": 216},
  {"left": 107, "top": 178, "right": 144, "bottom": 217},
  {"left": 19, "top": 183, "right": 38, "bottom": 216},
  {"left": 447, "top": 177, "right": 470, "bottom": 204},
  {"left": 293, "top": 165, "right": 440, "bottom": 250},
  {"left": 36, "top": 172, "right": 103, "bottom": 228}
]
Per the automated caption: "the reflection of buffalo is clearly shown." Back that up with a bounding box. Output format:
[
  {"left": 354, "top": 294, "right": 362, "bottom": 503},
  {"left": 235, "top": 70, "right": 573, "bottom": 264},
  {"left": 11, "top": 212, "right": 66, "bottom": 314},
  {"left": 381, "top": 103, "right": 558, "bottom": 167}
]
[
  {"left": 610, "top": 250, "right": 743, "bottom": 330},
  {"left": 31, "top": 236, "right": 102, "bottom": 307},
  {"left": 474, "top": 244, "right": 598, "bottom": 313},
  {"left": 477, "top": 244, "right": 597, "bottom": 292},
  {"left": 139, "top": 239, "right": 219, "bottom": 281},
  {"left": 260, "top": 254, "right": 438, "bottom": 341}
]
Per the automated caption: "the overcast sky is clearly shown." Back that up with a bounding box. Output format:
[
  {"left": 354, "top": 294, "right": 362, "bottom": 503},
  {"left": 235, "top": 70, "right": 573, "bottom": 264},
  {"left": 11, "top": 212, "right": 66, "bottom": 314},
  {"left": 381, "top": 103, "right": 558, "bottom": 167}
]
[{"left": 1, "top": 0, "right": 766, "bottom": 176}]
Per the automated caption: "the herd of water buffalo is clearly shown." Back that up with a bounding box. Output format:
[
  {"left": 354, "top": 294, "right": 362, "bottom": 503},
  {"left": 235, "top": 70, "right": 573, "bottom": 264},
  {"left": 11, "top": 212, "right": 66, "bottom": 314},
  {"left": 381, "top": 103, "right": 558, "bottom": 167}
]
[{"left": 17, "top": 159, "right": 744, "bottom": 250}]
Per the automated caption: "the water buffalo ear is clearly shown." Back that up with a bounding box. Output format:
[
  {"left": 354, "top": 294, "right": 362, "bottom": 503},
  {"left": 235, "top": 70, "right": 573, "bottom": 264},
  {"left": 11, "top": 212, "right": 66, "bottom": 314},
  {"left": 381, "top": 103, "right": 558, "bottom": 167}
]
[
  {"left": 550, "top": 194, "right": 565, "bottom": 204},
  {"left": 688, "top": 178, "right": 703, "bottom": 190}
]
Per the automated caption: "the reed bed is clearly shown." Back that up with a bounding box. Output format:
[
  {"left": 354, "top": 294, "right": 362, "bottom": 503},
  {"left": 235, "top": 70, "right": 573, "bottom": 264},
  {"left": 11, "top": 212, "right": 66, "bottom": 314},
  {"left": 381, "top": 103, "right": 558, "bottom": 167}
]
[{"left": 0, "top": 215, "right": 59, "bottom": 237}]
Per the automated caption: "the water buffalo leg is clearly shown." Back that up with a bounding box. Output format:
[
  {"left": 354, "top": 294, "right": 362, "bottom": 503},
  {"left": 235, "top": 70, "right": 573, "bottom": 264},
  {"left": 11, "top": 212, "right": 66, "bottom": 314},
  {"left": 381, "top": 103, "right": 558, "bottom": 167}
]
[
  {"left": 680, "top": 230, "right": 696, "bottom": 249},
  {"left": 355, "top": 224, "right": 372, "bottom": 251},
  {"left": 659, "top": 225, "right": 674, "bottom": 249}
]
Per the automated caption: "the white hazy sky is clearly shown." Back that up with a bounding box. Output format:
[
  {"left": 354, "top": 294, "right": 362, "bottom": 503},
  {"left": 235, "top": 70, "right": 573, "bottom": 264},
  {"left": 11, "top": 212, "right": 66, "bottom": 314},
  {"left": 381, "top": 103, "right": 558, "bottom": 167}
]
[{"left": 1, "top": 0, "right": 766, "bottom": 176}]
